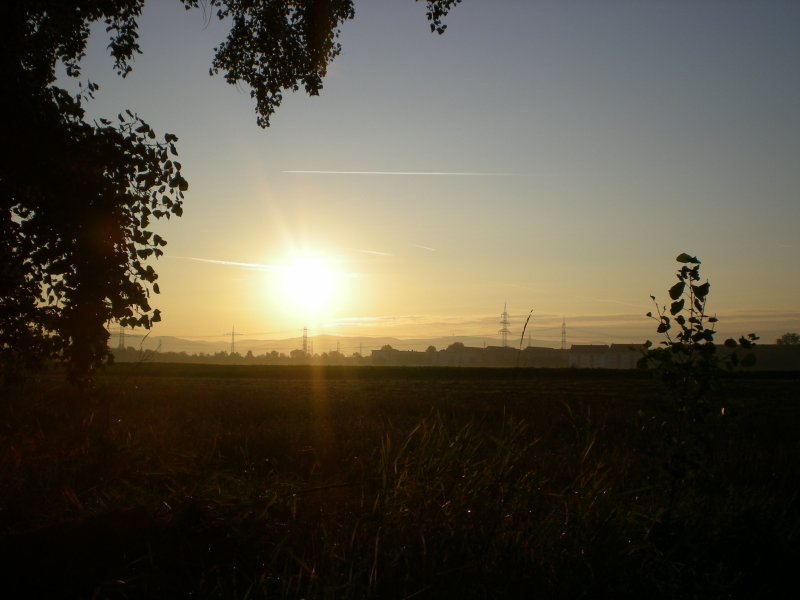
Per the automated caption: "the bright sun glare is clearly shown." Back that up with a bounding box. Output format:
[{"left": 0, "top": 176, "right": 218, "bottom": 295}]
[{"left": 276, "top": 253, "right": 342, "bottom": 318}]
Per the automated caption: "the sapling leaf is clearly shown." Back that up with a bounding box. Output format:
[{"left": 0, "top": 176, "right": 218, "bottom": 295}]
[
  {"left": 669, "top": 282, "right": 685, "bottom": 300},
  {"left": 692, "top": 282, "right": 710, "bottom": 299},
  {"left": 676, "top": 253, "right": 699, "bottom": 263}
]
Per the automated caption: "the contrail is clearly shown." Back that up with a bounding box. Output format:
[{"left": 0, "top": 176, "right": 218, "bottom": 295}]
[
  {"left": 359, "top": 249, "right": 394, "bottom": 257},
  {"left": 174, "top": 255, "right": 362, "bottom": 278},
  {"left": 174, "top": 256, "right": 282, "bottom": 272},
  {"left": 412, "top": 244, "right": 437, "bottom": 252},
  {"left": 282, "top": 170, "right": 518, "bottom": 176}
]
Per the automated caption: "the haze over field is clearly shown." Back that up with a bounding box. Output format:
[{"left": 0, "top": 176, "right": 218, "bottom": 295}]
[{"left": 71, "top": 1, "right": 800, "bottom": 347}]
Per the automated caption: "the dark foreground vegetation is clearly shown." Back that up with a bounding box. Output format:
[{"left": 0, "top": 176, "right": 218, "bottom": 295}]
[{"left": 1, "top": 365, "right": 798, "bottom": 598}]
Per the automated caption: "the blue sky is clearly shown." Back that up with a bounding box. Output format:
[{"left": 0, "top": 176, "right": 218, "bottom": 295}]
[{"left": 73, "top": 0, "right": 800, "bottom": 346}]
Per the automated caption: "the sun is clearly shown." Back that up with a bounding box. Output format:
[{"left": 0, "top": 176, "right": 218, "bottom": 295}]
[{"left": 275, "top": 253, "right": 343, "bottom": 319}]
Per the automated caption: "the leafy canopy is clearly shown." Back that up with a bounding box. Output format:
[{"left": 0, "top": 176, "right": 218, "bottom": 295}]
[
  {"left": 0, "top": 0, "right": 460, "bottom": 383},
  {"left": 776, "top": 332, "right": 800, "bottom": 345}
]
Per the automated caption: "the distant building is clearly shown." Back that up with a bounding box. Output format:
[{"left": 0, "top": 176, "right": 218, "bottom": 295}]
[
  {"left": 609, "top": 343, "right": 647, "bottom": 369},
  {"left": 371, "top": 346, "right": 429, "bottom": 366},
  {"left": 516, "top": 346, "right": 568, "bottom": 368},
  {"left": 568, "top": 345, "right": 610, "bottom": 369}
]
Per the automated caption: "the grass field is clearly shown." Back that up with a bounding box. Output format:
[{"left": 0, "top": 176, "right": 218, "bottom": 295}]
[{"left": 1, "top": 364, "right": 798, "bottom": 598}]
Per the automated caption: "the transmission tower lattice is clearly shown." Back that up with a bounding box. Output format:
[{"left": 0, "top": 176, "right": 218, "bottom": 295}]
[
  {"left": 224, "top": 325, "right": 243, "bottom": 355},
  {"left": 561, "top": 318, "right": 567, "bottom": 351},
  {"left": 302, "top": 326, "right": 308, "bottom": 355},
  {"left": 499, "top": 303, "right": 511, "bottom": 348},
  {"left": 117, "top": 326, "right": 125, "bottom": 350}
]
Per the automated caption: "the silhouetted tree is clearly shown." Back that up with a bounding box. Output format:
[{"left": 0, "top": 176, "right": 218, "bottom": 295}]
[
  {"left": 776, "top": 332, "right": 800, "bottom": 345},
  {"left": 0, "top": 0, "right": 460, "bottom": 383}
]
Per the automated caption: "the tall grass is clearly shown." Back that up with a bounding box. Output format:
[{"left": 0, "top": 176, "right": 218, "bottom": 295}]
[{"left": 0, "top": 369, "right": 798, "bottom": 598}]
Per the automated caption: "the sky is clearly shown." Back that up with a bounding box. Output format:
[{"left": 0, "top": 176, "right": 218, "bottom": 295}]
[{"left": 72, "top": 0, "right": 800, "bottom": 348}]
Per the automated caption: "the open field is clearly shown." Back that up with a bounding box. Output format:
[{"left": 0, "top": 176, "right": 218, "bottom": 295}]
[{"left": 1, "top": 365, "right": 799, "bottom": 598}]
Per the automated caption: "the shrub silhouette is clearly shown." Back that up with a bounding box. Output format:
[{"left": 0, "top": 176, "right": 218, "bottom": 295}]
[{"left": 639, "top": 253, "right": 758, "bottom": 417}]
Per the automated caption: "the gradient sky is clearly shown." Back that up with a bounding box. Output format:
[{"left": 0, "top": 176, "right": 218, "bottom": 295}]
[{"left": 72, "top": 0, "right": 800, "bottom": 347}]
